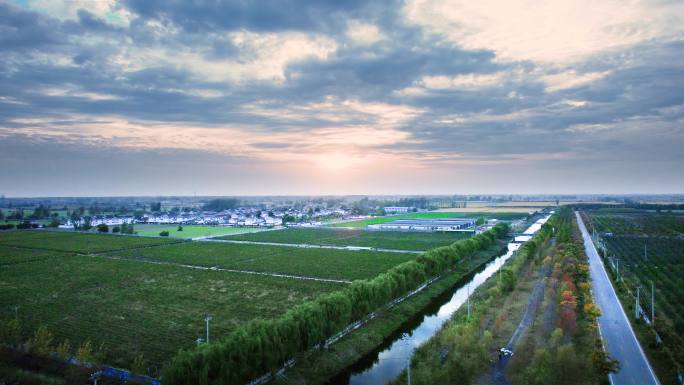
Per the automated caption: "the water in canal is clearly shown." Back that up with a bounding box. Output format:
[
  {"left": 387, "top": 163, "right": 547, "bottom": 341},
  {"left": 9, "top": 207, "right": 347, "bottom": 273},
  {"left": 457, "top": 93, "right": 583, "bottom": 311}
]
[{"left": 328, "top": 215, "right": 551, "bottom": 385}]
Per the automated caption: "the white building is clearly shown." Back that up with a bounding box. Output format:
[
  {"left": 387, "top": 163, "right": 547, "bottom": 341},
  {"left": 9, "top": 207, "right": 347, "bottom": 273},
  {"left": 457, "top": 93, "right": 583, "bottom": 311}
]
[
  {"left": 369, "top": 218, "right": 475, "bottom": 232},
  {"left": 384, "top": 206, "right": 413, "bottom": 214}
]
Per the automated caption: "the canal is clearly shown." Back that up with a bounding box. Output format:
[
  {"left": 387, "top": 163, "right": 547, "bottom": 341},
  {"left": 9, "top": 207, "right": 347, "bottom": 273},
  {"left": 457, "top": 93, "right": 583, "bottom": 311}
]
[{"left": 328, "top": 215, "right": 551, "bottom": 385}]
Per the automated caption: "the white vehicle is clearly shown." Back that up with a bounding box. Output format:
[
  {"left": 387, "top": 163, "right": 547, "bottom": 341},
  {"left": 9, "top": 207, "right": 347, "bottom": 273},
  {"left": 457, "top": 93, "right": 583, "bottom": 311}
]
[{"left": 499, "top": 348, "right": 514, "bottom": 356}]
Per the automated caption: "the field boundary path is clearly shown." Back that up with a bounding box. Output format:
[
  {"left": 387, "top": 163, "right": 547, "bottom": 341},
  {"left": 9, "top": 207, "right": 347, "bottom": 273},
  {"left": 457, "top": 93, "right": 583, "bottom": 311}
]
[
  {"left": 90, "top": 253, "right": 352, "bottom": 284},
  {"left": 576, "top": 211, "right": 660, "bottom": 385},
  {"left": 198, "top": 238, "right": 424, "bottom": 254}
]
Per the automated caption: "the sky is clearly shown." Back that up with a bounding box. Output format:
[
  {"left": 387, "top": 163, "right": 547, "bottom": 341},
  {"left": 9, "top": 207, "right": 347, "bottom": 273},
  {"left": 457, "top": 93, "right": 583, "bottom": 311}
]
[{"left": 1, "top": 0, "right": 683, "bottom": 197}]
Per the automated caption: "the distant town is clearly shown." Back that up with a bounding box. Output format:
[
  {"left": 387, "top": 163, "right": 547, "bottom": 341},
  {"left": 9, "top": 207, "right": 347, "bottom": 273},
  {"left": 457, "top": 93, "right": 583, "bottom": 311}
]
[{"left": 1, "top": 194, "right": 680, "bottom": 234}]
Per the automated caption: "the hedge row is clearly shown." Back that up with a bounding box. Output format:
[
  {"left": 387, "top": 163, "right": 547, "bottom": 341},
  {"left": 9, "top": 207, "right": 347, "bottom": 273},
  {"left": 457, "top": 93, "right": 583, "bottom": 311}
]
[{"left": 162, "top": 223, "right": 510, "bottom": 385}]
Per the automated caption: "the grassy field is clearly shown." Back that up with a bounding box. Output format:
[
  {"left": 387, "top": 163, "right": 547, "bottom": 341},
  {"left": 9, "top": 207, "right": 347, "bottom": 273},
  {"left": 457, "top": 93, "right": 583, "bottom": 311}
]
[
  {"left": 107, "top": 241, "right": 417, "bottom": 281},
  {"left": 329, "top": 212, "right": 527, "bottom": 228},
  {"left": 222, "top": 227, "right": 470, "bottom": 250},
  {"left": 0, "top": 255, "right": 343, "bottom": 371},
  {"left": 0, "top": 230, "right": 180, "bottom": 254},
  {"left": 132, "top": 224, "right": 267, "bottom": 238}
]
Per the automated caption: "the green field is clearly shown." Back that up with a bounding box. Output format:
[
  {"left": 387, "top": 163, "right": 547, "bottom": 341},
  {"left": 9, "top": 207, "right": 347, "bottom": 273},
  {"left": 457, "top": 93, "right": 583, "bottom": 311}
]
[
  {"left": 222, "top": 227, "right": 470, "bottom": 250},
  {"left": 0, "top": 230, "right": 420, "bottom": 374},
  {"left": 132, "top": 224, "right": 267, "bottom": 238},
  {"left": 108, "top": 241, "right": 416, "bottom": 281},
  {"left": 0, "top": 230, "right": 180, "bottom": 253},
  {"left": 0, "top": 245, "right": 69, "bottom": 265},
  {"left": 329, "top": 211, "right": 526, "bottom": 228},
  {"left": 0, "top": 255, "right": 342, "bottom": 370}
]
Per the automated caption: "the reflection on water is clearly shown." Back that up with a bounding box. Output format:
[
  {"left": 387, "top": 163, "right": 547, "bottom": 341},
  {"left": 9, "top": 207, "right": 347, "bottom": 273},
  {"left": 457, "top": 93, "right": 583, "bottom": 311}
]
[{"left": 331, "top": 215, "right": 550, "bottom": 385}]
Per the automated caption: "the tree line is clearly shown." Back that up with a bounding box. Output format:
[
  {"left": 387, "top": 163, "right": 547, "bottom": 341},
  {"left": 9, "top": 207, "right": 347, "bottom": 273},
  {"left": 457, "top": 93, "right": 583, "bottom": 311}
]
[
  {"left": 162, "top": 223, "right": 509, "bottom": 385},
  {"left": 390, "top": 209, "right": 616, "bottom": 384}
]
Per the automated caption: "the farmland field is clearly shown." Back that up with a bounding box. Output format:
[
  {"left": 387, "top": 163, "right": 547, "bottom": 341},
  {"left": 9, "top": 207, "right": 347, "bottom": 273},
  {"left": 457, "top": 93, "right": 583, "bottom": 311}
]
[
  {"left": 0, "top": 230, "right": 181, "bottom": 253},
  {"left": 585, "top": 210, "right": 684, "bottom": 236},
  {"left": 583, "top": 209, "right": 684, "bottom": 380},
  {"left": 132, "top": 224, "right": 268, "bottom": 238},
  {"left": 0, "top": 245, "right": 69, "bottom": 265},
  {"left": 602, "top": 236, "right": 684, "bottom": 329},
  {"left": 329, "top": 211, "right": 527, "bottom": 228},
  {"left": 220, "top": 227, "right": 470, "bottom": 250},
  {"left": 0, "top": 255, "right": 343, "bottom": 371},
  {"left": 0, "top": 229, "right": 420, "bottom": 375},
  {"left": 107, "top": 241, "right": 417, "bottom": 281}
]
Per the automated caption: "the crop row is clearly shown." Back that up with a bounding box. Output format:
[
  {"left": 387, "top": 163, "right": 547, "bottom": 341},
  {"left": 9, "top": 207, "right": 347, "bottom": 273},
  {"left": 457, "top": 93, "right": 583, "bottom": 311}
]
[
  {"left": 0, "top": 245, "right": 69, "bottom": 265},
  {"left": 603, "top": 236, "right": 684, "bottom": 331},
  {"left": 0, "top": 230, "right": 180, "bottom": 254},
  {"left": 107, "top": 241, "right": 417, "bottom": 281},
  {"left": 221, "top": 227, "right": 470, "bottom": 250},
  {"left": 586, "top": 211, "right": 684, "bottom": 237}
]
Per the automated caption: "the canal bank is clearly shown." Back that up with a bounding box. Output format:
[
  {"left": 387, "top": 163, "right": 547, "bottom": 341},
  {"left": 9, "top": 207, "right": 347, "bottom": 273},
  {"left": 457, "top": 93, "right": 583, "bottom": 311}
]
[
  {"left": 273, "top": 241, "right": 508, "bottom": 385},
  {"left": 276, "top": 216, "right": 550, "bottom": 385},
  {"left": 275, "top": 216, "right": 550, "bottom": 385},
  {"left": 332, "top": 215, "right": 550, "bottom": 385}
]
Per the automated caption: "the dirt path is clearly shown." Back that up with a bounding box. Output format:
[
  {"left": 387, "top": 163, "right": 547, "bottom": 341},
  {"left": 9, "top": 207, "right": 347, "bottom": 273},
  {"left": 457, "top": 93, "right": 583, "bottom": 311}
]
[{"left": 487, "top": 262, "right": 552, "bottom": 385}]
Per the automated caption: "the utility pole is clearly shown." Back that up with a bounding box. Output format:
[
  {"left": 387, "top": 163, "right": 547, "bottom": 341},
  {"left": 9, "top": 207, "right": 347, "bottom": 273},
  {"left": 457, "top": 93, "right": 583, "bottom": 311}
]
[
  {"left": 635, "top": 285, "right": 641, "bottom": 319},
  {"left": 651, "top": 281, "right": 655, "bottom": 326},
  {"left": 644, "top": 243, "right": 647, "bottom": 261},
  {"left": 205, "top": 315, "right": 212, "bottom": 344},
  {"left": 616, "top": 258, "right": 620, "bottom": 282},
  {"left": 13, "top": 305, "right": 19, "bottom": 319},
  {"left": 467, "top": 283, "right": 471, "bottom": 320},
  {"left": 407, "top": 356, "right": 411, "bottom": 385},
  {"left": 498, "top": 260, "right": 502, "bottom": 284}
]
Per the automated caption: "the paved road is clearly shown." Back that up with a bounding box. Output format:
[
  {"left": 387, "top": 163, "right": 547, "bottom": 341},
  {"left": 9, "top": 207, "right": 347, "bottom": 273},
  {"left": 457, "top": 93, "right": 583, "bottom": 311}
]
[{"left": 575, "top": 212, "right": 660, "bottom": 385}]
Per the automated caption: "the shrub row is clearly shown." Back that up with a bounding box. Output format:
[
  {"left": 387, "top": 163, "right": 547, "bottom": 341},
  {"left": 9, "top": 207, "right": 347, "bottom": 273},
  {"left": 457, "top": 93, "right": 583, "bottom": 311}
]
[{"left": 162, "top": 223, "right": 510, "bottom": 385}]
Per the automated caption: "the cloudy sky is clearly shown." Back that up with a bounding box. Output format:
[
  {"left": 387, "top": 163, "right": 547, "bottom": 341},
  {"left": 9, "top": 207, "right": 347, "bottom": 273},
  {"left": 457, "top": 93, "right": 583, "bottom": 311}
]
[{"left": 1, "top": 0, "right": 683, "bottom": 196}]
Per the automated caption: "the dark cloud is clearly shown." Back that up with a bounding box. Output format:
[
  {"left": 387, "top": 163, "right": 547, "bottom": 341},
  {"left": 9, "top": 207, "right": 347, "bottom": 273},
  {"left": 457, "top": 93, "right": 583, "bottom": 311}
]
[
  {"left": 0, "top": 2, "right": 64, "bottom": 51},
  {"left": 1, "top": 0, "right": 683, "bottom": 194},
  {"left": 122, "top": 0, "right": 383, "bottom": 33}
]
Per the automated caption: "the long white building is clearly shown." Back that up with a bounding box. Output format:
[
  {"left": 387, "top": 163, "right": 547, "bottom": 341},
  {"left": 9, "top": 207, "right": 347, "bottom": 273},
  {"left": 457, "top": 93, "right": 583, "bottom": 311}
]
[
  {"left": 368, "top": 218, "right": 475, "bottom": 232},
  {"left": 384, "top": 206, "right": 413, "bottom": 214}
]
